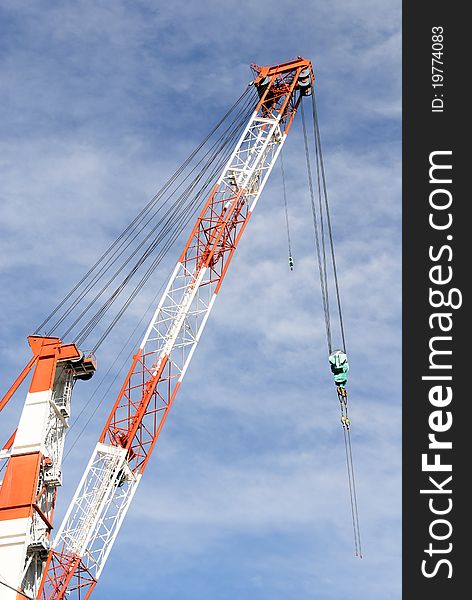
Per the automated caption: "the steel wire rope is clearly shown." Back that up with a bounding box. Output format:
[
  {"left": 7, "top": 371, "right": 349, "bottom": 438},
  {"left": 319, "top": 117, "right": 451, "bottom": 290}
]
[
  {"left": 75, "top": 97, "right": 259, "bottom": 349},
  {"left": 69, "top": 91, "right": 258, "bottom": 340},
  {"left": 0, "top": 576, "right": 33, "bottom": 600},
  {"left": 45, "top": 88, "right": 259, "bottom": 338},
  {"left": 17, "top": 90, "right": 258, "bottom": 469},
  {"left": 59, "top": 94, "right": 258, "bottom": 345},
  {"left": 87, "top": 196, "right": 205, "bottom": 350},
  {"left": 87, "top": 115, "right": 254, "bottom": 352},
  {"left": 80, "top": 192, "right": 203, "bottom": 347},
  {"left": 305, "top": 87, "right": 362, "bottom": 556},
  {"left": 312, "top": 105, "right": 331, "bottom": 347},
  {"left": 63, "top": 95, "right": 259, "bottom": 453},
  {"left": 279, "top": 149, "right": 293, "bottom": 266},
  {"left": 311, "top": 88, "right": 347, "bottom": 353},
  {"left": 45, "top": 88, "right": 258, "bottom": 337},
  {"left": 347, "top": 425, "right": 363, "bottom": 557},
  {"left": 64, "top": 178, "right": 208, "bottom": 340},
  {"left": 34, "top": 85, "right": 255, "bottom": 337},
  {"left": 75, "top": 105, "right": 255, "bottom": 346},
  {"left": 342, "top": 424, "right": 359, "bottom": 557},
  {"left": 62, "top": 268, "right": 172, "bottom": 461},
  {"left": 301, "top": 101, "right": 332, "bottom": 353},
  {"left": 37, "top": 86, "right": 254, "bottom": 334}
]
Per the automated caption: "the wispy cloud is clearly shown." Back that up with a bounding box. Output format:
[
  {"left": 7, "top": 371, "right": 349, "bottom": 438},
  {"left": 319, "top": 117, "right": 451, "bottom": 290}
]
[{"left": 1, "top": 1, "right": 400, "bottom": 599}]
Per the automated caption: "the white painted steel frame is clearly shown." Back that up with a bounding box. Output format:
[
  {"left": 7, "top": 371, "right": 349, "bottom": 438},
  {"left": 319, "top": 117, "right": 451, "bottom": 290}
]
[{"left": 0, "top": 365, "right": 75, "bottom": 600}]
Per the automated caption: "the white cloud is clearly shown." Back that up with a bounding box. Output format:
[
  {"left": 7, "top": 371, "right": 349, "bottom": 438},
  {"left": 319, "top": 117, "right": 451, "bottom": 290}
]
[{"left": 0, "top": 2, "right": 401, "bottom": 598}]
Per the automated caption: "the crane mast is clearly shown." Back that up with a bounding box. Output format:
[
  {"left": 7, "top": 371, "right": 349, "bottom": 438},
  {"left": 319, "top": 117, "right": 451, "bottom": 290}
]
[
  {"left": 1, "top": 57, "right": 314, "bottom": 600},
  {"left": 0, "top": 337, "right": 96, "bottom": 600}
]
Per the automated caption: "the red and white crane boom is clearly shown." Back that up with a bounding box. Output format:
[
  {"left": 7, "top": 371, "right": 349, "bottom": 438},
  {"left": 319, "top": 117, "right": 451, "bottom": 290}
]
[{"left": 2, "top": 57, "right": 315, "bottom": 600}]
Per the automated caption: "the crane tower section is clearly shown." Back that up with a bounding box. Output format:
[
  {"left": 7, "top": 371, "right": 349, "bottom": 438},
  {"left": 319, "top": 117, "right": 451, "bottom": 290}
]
[
  {"left": 38, "top": 57, "right": 314, "bottom": 600},
  {"left": 0, "top": 337, "right": 96, "bottom": 600}
]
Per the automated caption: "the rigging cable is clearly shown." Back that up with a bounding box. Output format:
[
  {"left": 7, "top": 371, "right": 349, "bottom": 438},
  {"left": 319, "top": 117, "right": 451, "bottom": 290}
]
[
  {"left": 63, "top": 268, "right": 172, "bottom": 461},
  {"left": 346, "top": 413, "right": 362, "bottom": 557},
  {"left": 311, "top": 86, "right": 362, "bottom": 555},
  {"left": 0, "top": 576, "right": 32, "bottom": 600},
  {"left": 340, "top": 406, "right": 358, "bottom": 556},
  {"left": 280, "top": 149, "right": 294, "bottom": 270},
  {"left": 54, "top": 89, "right": 257, "bottom": 341},
  {"left": 311, "top": 89, "right": 347, "bottom": 353},
  {"left": 62, "top": 108, "right": 255, "bottom": 451},
  {"left": 302, "top": 87, "right": 362, "bottom": 557},
  {"left": 83, "top": 99, "right": 257, "bottom": 351},
  {"left": 34, "top": 85, "right": 257, "bottom": 341},
  {"left": 301, "top": 100, "right": 332, "bottom": 354}
]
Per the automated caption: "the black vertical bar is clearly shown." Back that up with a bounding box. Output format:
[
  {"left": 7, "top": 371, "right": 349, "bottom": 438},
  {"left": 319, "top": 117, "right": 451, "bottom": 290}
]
[{"left": 403, "top": 3, "right": 466, "bottom": 598}]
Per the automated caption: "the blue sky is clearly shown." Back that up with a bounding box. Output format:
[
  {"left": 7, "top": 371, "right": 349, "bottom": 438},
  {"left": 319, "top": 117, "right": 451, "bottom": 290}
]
[{"left": 0, "top": 1, "right": 401, "bottom": 599}]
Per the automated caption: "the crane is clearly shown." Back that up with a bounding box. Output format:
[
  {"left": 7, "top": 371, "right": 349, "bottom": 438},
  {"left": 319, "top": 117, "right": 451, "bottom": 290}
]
[
  {"left": 0, "top": 57, "right": 318, "bottom": 599},
  {"left": 0, "top": 339, "right": 96, "bottom": 599}
]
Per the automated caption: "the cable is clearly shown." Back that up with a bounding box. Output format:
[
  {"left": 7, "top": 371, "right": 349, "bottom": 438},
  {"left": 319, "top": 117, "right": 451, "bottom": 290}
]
[
  {"left": 342, "top": 424, "right": 359, "bottom": 557},
  {"left": 54, "top": 90, "right": 257, "bottom": 338},
  {"left": 36, "top": 85, "right": 254, "bottom": 335},
  {"left": 0, "top": 577, "right": 33, "bottom": 600},
  {"left": 74, "top": 95, "right": 258, "bottom": 350},
  {"left": 89, "top": 138, "right": 239, "bottom": 351},
  {"left": 311, "top": 88, "right": 347, "bottom": 353},
  {"left": 337, "top": 392, "right": 362, "bottom": 558},
  {"left": 302, "top": 88, "right": 361, "bottom": 557},
  {"left": 63, "top": 269, "right": 171, "bottom": 451},
  {"left": 279, "top": 149, "right": 293, "bottom": 270},
  {"left": 62, "top": 89, "right": 259, "bottom": 456},
  {"left": 347, "top": 427, "right": 363, "bottom": 557},
  {"left": 34, "top": 86, "right": 257, "bottom": 338},
  {"left": 48, "top": 88, "right": 258, "bottom": 340},
  {"left": 301, "top": 101, "right": 332, "bottom": 353},
  {"left": 312, "top": 104, "right": 331, "bottom": 346}
]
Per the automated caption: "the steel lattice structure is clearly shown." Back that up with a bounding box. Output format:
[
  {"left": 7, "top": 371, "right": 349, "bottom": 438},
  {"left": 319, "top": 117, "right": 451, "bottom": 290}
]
[{"left": 0, "top": 57, "right": 315, "bottom": 600}]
